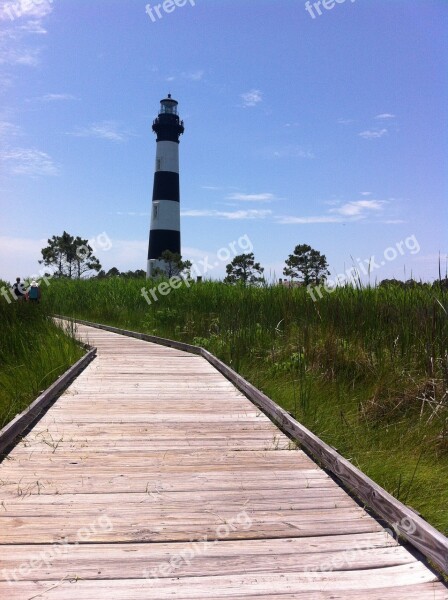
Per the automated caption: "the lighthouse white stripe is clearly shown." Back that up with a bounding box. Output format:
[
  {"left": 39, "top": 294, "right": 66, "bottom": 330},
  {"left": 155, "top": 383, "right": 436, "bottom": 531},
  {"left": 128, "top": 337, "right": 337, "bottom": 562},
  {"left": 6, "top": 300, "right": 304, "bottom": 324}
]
[
  {"left": 155, "top": 141, "right": 179, "bottom": 174},
  {"left": 150, "top": 199, "right": 180, "bottom": 231}
]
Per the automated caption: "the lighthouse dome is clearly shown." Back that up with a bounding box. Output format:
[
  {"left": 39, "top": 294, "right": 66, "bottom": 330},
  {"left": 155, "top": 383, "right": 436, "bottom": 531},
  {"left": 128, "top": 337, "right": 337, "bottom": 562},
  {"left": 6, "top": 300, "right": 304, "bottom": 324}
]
[{"left": 160, "top": 94, "right": 178, "bottom": 115}]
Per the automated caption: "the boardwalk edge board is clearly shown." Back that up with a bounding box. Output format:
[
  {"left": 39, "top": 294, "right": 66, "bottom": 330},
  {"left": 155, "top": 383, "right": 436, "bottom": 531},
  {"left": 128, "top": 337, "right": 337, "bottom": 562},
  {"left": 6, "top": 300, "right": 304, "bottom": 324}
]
[
  {"left": 59, "top": 318, "right": 448, "bottom": 576},
  {"left": 0, "top": 347, "right": 97, "bottom": 458}
]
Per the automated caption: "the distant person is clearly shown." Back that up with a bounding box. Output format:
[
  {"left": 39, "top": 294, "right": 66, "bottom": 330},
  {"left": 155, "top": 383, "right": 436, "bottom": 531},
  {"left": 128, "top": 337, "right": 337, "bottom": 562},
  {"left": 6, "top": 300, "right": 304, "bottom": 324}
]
[
  {"left": 28, "top": 280, "right": 41, "bottom": 303},
  {"left": 12, "top": 277, "right": 26, "bottom": 301}
]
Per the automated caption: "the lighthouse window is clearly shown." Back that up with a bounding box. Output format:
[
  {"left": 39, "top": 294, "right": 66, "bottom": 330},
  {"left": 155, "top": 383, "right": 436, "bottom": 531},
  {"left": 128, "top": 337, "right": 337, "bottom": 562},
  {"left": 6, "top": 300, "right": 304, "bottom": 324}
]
[
  {"left": 156, "top": 158, "right": 161, "bottom": 171},
  {"left": 153, "top": 204, "right": 159, "bottom": 220},
  {"left": 161, "top": 102, "right": 177, "bottom": 115}
]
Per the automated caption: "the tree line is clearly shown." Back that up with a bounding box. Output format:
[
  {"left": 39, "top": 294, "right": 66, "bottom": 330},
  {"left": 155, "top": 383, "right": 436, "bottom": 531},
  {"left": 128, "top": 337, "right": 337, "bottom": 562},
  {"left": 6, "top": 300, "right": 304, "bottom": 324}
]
[
  {"left": 42, "top": 231, "right": 445, "bottom": 289},
  {"left": 38, "top": 232, "right": 330, "bottom": 285}
]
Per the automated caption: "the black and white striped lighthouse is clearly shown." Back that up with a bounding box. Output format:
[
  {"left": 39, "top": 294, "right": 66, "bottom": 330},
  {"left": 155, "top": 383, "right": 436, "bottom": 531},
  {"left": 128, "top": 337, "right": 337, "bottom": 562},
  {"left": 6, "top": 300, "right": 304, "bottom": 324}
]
[{"left": 147, "top": 94, "right": 184, "bottom": 278}]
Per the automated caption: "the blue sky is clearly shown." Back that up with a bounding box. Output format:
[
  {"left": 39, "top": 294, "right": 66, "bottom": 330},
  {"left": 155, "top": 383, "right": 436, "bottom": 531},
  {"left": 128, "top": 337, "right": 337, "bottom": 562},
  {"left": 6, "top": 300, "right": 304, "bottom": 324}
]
[{"left": 0, "top": 0, "right": 446, "bottom": 283}]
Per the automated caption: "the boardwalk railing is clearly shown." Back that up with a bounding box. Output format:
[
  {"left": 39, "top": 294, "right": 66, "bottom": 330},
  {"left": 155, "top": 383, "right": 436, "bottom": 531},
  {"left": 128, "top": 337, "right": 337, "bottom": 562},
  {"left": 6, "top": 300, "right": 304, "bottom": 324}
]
[
  {"left": 0, "top": 347, "right": 96, "bottom": 457},
  {"left": 5, "top": 315, "right": 448, "bottom": 578}
]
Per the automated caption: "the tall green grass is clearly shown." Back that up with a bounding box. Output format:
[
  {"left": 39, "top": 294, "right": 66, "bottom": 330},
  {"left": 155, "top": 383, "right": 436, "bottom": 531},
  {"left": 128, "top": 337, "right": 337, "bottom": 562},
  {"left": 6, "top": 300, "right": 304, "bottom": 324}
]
[
  {"left": 0, "top": 285, "right": 84, "bottom": 430},
  {"left": 45, "top": 277, "right": 448, "bottom": 532}
]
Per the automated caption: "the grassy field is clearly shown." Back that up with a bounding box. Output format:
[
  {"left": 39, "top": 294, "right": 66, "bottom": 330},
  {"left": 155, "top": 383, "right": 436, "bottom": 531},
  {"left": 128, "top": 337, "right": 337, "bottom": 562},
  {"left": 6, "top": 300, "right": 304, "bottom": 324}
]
[
  {"left": 0, "top": 285, "right": 84, "bottom": 430},
  {"left": 44, "top": 276, "right": 448, "bottom": 533}
]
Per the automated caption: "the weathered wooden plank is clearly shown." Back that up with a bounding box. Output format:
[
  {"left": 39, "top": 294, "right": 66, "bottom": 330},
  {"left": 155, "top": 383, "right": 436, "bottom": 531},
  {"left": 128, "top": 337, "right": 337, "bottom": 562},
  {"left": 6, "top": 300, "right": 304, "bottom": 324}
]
[
  {"left": 0, "top": 538, "right": 413, "bottom": 582},
  {"left": 1, "top": 448, "right": 306, "bottom": 462},
  {"left": 0, "top": 503, "right": 368, "bottom": 521},
  {"left": 0, "top": 472, "right": 337, "bottom": 499},
  {"left": 1, "top": 463, "right": 314, "bottom": 477},
  {"left": 41, "top": 414, "right": 267, "bottom": 424},
  {"left": 25, "top": 422, "right": 284, "bottom": 435},
  {"left": 2, "top": 583, "right": 446, "bottom": 600},
  {"left": 0, "top": 564, "right": 441, "bottom": 600},
  {"left": 0, "top": 512, "right": 381, "bottom": 544},
  {"left": 9, "top": 439, "right": 295, "bottom": 451},
  {"left": 0, "top": 448, "right": 313, "bottom": 466},
  {"left": 0, "top": 494, "right": 357, "bottom": 517}
]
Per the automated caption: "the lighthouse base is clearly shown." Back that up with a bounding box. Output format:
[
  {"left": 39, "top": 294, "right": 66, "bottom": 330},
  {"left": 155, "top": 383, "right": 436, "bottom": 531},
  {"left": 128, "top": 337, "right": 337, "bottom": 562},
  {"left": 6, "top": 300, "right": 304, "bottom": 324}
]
[
  {"left": 147, "top": 259, "right": 161, "bottom": 279},
  {"left": 147, "top": 258, "right": 175, "bottom": 279}
]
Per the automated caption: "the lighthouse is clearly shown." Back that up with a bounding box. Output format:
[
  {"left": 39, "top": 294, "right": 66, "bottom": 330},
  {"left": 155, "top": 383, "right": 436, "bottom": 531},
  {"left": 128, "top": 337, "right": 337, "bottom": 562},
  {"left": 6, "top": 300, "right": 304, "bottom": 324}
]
[{"left": 147, "top": 94, "right": 184, "bottom": 278}]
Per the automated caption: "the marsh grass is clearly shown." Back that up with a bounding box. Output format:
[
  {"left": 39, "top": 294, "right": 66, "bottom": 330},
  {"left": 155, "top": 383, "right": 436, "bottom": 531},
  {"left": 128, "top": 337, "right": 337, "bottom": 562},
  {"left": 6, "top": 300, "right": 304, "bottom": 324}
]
[
  {"left": 45, "top": 276, "right": 448, "bottom": 532},
  {"left": 0, "top": 286, "right": 84, "bottom": 429}
]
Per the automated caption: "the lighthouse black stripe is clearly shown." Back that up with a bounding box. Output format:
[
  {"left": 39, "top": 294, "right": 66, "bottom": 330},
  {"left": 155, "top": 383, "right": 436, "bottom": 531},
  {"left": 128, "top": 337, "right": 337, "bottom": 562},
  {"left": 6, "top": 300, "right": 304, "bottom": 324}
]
[
  {"left": 152, "top": 172, "right": 180, "bottom": 202},
  {"left": 153, "top": 114, "right": 184, "bottom": 143},
  {"left": 148, "top": 230, "right": 181, "bottom": 260},
  {"left": 155, "top": 130, "right": 182, "bottom": 143}
]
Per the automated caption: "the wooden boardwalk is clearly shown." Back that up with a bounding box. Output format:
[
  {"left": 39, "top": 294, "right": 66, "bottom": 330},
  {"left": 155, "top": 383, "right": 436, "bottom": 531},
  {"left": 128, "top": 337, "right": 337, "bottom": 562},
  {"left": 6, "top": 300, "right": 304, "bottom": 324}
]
[{"left": 0, "top": 323, "right": 446, "bottom": 599}]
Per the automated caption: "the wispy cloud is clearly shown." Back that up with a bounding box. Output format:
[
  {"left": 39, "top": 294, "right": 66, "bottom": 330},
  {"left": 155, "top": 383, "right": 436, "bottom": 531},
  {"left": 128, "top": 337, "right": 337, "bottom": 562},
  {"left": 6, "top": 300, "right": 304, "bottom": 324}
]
[
  {"left": 96, "top": 239, "right": 147, "bottom": 271},
  {"left": 241, "top": 89, "right": 262, "bottom": 107},
  {"left": 0, "top": 1, "right": 53, "bottom": 68},
  {"left": 337, "top": 118, "right": 354, "bottom": 125},
  {"left": 67, "top": 121, "right": 133, "bottom": 142},
  {"left": 165, "top": 69, "right": 205, "bottom": 82},
  {"left": 16, "top": 19, "right": 47, "bottom": 34},
  {"left": 0, "top": 120, "right": 21, "bottom": 140},
  {"left": 0, "top": 235, "right": 47, "bottom": 282},
  {"left": 414, "top": 253, "right": 448, "bottom": 264},
  {"left": 0, "top": 46, "right": 40, "bottom": 66},
  {"left": 330, "top": 200, "right": 386, "bottom": 217},
  {"left": 1, "top": 0, "right": 54, "bottom": 21},
  {"left": 181, "top": 209, "right": 272, "bottom": 220},
  {"left": 359, "top": 128, "right": 388, "bottom": 139},
  {"left": 1, "top": 147, "right": 59, "bottom": 176},
  {"left": 226, "top": 192, "right": 276, "bottom": 203},
  {"left": 259, "top": 145, "right": 314, "bottom": 159},
  {"left": 277, "top": 199, "right": 388, "bottom": 225},
  {"left": 0, "top": 74, "right": 13, "bottom": 92},
  {"left": 116, "top": 211, "right": 150, "bottom": 217},
  {"left": 274, "top": 146, "right": 314, "bottom": 159},
  {"left": 38, "top": 93, "right": 77, "bottom": 102},
  {"left": 183, "top": 69, "right": 204, "bottom": 81},
  {"left": 276, "top": 215, "right": 344, "bottom": 225},
  {"left": 375, "top": 113, "right": 395, "bottom": 120}
]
